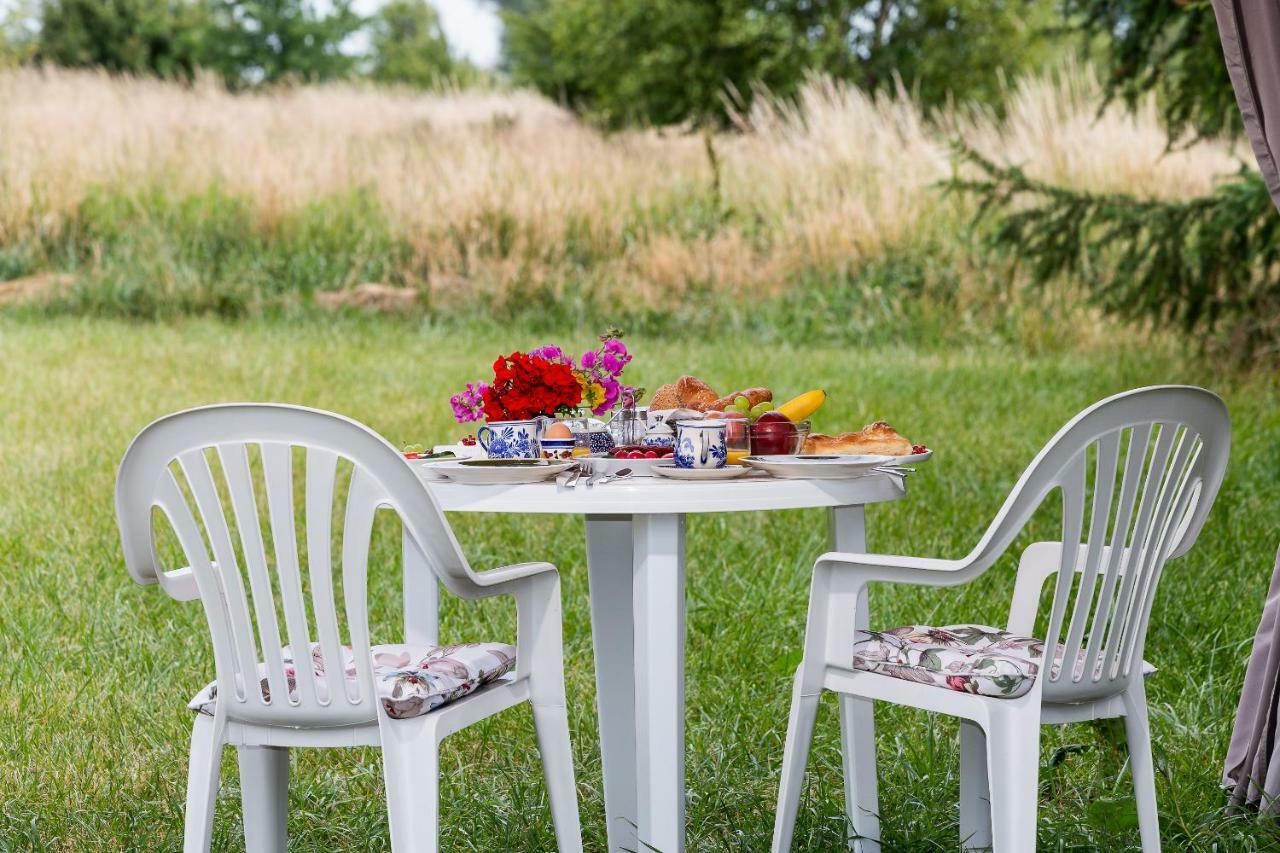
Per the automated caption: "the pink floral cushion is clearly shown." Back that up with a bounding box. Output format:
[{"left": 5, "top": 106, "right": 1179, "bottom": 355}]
[
  {"left": 188, "top": 642, "right": 517, "bottom": 720},
  {"left": 852, "top": 624, "right": 1154, "bottom": 699}
]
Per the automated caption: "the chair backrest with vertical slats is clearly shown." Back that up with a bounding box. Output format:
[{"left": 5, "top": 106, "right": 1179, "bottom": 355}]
[
  {"left": 115, "top": 404, "right": 485, "bottom": 726},
  {"left": 977, "top": 386, "right": 1230, "bottom": 703}
]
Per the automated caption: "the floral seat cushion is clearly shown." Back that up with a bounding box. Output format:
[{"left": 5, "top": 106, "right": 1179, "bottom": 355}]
[
  {"left": 189, "top": 641, "right": 516, "bottom": 720},
  {"left": 852, "top": 624, "right": 1154, "bottom": 699}
]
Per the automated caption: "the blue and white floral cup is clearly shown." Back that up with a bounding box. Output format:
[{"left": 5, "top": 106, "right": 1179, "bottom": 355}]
[
  {"left": 674, "top": 420, "right": 728, "bottom": 469},
  {"left": 477, "top": 419, "right": 542, "bottom": 459}
]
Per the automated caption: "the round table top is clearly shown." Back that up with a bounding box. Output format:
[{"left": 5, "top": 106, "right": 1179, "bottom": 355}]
[{"left": 421, "top": 470, "right": 906, "bottom": 515}]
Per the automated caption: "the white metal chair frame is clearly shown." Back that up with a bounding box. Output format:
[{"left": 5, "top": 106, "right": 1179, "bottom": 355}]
[
  {"left": 772, "top": 386, "right": 1231, "bottom": 852},
  {"left": 115, "top": 403, "right": 583, "bottom": 853}
]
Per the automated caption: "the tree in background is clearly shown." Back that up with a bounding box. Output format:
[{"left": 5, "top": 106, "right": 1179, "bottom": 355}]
[
  {"left": 952, "top": 0, "right": 1280, "bottom": 360},
  {"left": 369, "top": 0, "right": 476, "bottom": 89},
  {"left": 0, "top": 0, "right": 39, "bottom": 64},
  {"left": 199, "top": 0, "right": 363, "bottom": 86},
  {"left": 36, "top": 0, "right": 213, "bottom": 77},
  {"left": 496, "top": 0, "right": 1061, "bottom": 127},
  {"left": 28, "top": 0, "right": 472, "bottom": 90}
]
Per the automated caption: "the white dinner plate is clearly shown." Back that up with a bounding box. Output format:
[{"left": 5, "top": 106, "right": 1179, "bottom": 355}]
[
  {"left": 434, "top": 459, "right": 575, "bottom": 485},
  {"left": 892, "top": 448, "right": 933, "bottom": 465},
  {"left": 409, "top": 456, "right": 462, "bottom": 481},
  {"left": 741, "top": 454, "right": 891, "bottom": 479},
  {"left": 652, "top": 464, "right": 752, "bottom": 481}
]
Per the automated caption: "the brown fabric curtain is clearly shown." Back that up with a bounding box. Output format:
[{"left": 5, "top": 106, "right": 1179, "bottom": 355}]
[
  {"left": 1211, "top": 0, "right": 1280, "bottom": 210},
  {"left": 1211, "top": 0, "right": 1280, "bottom": 810},
  {"left": 1224, "top": 546, "right": 1280, "bottom": 810}
]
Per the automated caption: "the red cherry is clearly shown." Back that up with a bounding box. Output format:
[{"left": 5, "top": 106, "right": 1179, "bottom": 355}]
[
  {"left": 912, "top": 445, "right": 927, "bottom": 454},
  {"left": 644, "top": 450, "right": 658, "bottom": 459}
]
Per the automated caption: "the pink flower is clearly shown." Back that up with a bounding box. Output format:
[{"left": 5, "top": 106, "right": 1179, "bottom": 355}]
[
  {"left": 593, "top": 377, "right": 622, "bottom": 415},
  {"left": 580, "top": 350, "right": 598, "bottom": 369},
  {"left": 450, "top": 381, "right": 489, "bottom": 423},
  {"left": 601, "top": 352, "right": 625, "bottom": 375},
  {"left": 530, "top": 344, "right": 572, "bottom": 366}
]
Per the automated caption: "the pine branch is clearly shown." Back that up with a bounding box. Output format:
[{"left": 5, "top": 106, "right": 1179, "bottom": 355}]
[{"left": 947, "top": 143, "right": 1280, "bottom": 360}]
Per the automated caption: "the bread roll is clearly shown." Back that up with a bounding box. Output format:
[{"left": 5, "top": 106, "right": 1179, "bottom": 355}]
[{"left": 676, "top": 375, "right": 718, "bottom": 410}]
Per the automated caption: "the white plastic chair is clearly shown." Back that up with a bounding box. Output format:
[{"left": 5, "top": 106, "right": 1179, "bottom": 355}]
[
  {"left": 115, "top": 403, "right": 583, "bottom": 853},
  {"left": 771, "top": 386, "right": 1231, "bottom": 852}
]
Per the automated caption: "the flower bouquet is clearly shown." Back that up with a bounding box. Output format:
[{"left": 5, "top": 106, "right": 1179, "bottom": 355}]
[{"left": 449, "top": 332, "right": 635, "bottom": 457}]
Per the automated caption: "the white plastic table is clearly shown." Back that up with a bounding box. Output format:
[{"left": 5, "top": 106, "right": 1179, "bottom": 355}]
[{"left": 417, "top": 473, "right": 905, "bottom": 852}]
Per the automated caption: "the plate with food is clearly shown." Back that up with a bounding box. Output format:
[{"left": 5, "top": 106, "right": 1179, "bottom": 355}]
[
  {"left": 652, "top": 464, "right": 753, "bottom": 481},
  {"left": 801, "top": 422, "right": 931, "bottom": 466},
  {"left": 404, "top": 445, "right": 462, "bottom": 480},
  {"left": 586, "top": 445, "right": 676, "bottom": 477},
  {"left": 434, "top": 458, "right": 575, "bottom": 485},
  {"left": 740, "top": 454, "right": 891, "bottom": 479}
]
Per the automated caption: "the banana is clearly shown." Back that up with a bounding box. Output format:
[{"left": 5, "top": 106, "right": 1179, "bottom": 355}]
[{"left": 777, "top": 389, "right": 826, "bottom": 422}]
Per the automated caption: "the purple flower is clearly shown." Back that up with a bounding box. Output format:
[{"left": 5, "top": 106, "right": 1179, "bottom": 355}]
[
  {"left": 529, "top": 344, "right": 571, "bottom": 366},
  {"left": 601, "top": 352, "right": 625, "bottom": 376},
  {"left": 449, "top": 381, "right": 489, "bottom": 423},
  {"left": 580, "top": 350, "right": 598, "bottom": 370},
  {"left": 593, "top": 377, "right": 622, "bottom": 415}
]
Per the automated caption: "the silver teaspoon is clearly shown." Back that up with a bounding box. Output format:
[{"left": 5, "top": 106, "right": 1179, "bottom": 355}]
[{"left": 593, "top": 467, "right": 634, "bottom": 486}]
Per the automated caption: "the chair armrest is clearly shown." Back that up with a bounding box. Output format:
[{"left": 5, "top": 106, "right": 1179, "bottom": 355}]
[
  {"left": 813, "top": 551, "right": 978, "bottom": 590},
  {"left": 157, "top": 565, "right": 202, "bottom": 601},
  {"left": 470, "top": 562, "right": 564, "bottom": 701},
  {"left": 471, "top": 561, "right": 558, "bottom": 594}
]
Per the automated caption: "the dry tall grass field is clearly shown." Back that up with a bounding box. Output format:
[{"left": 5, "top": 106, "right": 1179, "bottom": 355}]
[{"left": 0, "top": 64, "right": 1249, "bottom": 330}]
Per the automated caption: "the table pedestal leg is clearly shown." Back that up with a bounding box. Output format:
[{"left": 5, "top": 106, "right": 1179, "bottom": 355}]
[
  {"left": 402, "top": 528, "right": 438, "bottom": 646},
  {"left": 634, "top": 513, "right": 686, "bottom": 853},
  {"left": 586, "top": 515, "right": 639, "bottom": 853},
  {"left": 830, "top": 506, "right": 881, "bottom": 852}
]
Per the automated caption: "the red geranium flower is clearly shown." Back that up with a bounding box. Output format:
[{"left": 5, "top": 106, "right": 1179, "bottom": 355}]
[{"left": 481, "top": 351, "right": 582, "bottom": 420}]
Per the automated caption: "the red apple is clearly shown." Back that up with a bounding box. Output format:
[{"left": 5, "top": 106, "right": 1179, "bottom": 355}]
[{"left": 749, "top": 411, "right": 799, "bottom": 455}]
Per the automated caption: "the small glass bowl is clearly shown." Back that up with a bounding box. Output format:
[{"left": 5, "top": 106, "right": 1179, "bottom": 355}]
[{"left": 748, "top": 419, "right": 811, "bottom": 456}]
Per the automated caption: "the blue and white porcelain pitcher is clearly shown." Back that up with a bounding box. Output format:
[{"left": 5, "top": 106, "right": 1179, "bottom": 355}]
[
  {"left": 477, "top": 419, "right": 543, "bottom": 459},
  {"left": 674, "top": 420, "right": 728, "bottom": 469}
]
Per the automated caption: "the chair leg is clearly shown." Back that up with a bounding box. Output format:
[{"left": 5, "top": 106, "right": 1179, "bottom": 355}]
[
  {"left": 238, "top": 745, "right": 289, "bottom": 852},
  {"left": 772, "top": 673, "right": 822, "bottom": 853},
  {"left": 959, "top": 719, "right": 992, "bottom": 852},
  {"left": 184, "top": 714, "right": 223, "bottom": 853},
  {"left": 984, "top": 707, "right": 1040, "bottom": 852},
  {"left": 838, "top": 694, "right": 881, "bottom": 852},
  {"left": 380, "top": 717, "right": 441, "bottom": 853},
  {"left": 1122, "top": 682, "right": 1161, "bottom": 852},
  {"left": 532, "top": 703, "right": 584, "bottom": 852}
]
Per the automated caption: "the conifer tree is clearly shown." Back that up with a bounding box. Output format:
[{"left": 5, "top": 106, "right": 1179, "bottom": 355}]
[{"left": 952, "top": 0, "right": 1279, "bottom": 360}]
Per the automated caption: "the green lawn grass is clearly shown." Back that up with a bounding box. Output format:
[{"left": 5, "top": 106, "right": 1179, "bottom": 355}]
[{"left": 2, "top": 315, "right": 1279, "bottom": 851}]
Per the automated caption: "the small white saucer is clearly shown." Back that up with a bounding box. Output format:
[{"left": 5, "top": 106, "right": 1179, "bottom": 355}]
[{"left": 652, "top": 465, "right": 751, "bottom": 481}]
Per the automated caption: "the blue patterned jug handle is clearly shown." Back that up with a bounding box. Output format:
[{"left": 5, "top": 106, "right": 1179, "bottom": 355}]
[{"left": 476, "top": 425, "right": 494, "bottom": 453}]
